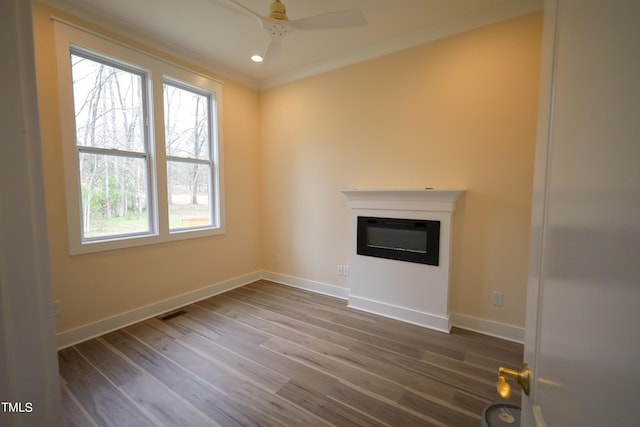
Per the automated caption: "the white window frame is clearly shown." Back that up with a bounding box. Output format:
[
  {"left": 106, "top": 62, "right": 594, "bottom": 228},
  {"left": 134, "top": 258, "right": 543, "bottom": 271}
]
[{"left": 54, "top": 20, "right": 225, "bottom": 255}]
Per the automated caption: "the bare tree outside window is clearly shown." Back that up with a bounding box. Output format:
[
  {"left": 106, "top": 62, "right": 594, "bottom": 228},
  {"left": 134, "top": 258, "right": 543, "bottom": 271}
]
[
  {"left": 58, "top": 25, "right": 224, "bottom": 254},
  {"left": 163, "top": 82, "right": 214, "bottom": 230},
  {"left": 70, "top": 52, "right": 151, "bottom": 239}
]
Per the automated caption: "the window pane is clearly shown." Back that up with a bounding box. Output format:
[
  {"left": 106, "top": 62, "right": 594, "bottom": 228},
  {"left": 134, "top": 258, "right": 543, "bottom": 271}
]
[
  {"left": 167, "top": 161, "right": 212, "bottom": 229},
  {"left": 164, "top": 83, "right": 210, "bottom": 160},
  {"left": 79, "top": 152, "right": 150, "bottom": 238},
  {"left": 71, "top": 53, "right": 145, "bottom": 152}
]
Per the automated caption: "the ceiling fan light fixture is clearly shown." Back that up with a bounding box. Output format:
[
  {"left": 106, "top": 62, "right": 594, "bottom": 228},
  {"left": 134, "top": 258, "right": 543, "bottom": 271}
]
[
  {"left": 269, "top": 0, "right": 288, "bottom": 20},
  {"left": 219, "top": 0, "right": 365, "bottom": 63}
]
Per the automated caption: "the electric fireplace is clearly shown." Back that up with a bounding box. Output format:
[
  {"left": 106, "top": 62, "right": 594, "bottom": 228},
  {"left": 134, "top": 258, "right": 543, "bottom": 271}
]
[
  {"left": 341, "top": 189, "right": 464, "bottom": 332},
  {"left": 357, "top": 216, "right": 440, "bottom": 265}
]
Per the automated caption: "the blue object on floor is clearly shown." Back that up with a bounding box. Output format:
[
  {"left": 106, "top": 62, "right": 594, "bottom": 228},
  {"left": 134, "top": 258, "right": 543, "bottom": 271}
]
[{"left": 481, "top": 403, "right": 521, "bottom": 426}]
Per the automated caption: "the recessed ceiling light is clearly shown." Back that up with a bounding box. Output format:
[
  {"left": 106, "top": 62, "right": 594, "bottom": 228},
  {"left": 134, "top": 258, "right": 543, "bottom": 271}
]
[{"left": 251, "top": 54, "right": 264, "bottom": 63}]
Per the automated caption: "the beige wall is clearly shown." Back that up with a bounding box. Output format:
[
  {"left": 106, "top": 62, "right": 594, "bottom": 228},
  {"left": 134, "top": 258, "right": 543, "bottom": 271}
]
[
  {"left": 32, "top": 3, "right": 262, "bottom": 334},
  {"left": 259, "top": 12, "right": 543, "bottom": 328}
]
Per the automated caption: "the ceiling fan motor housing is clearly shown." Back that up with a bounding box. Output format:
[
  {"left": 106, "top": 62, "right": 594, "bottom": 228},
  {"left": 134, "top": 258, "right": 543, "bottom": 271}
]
[{"left": 269, "top": 0, "right": 288, "bottom": 20}]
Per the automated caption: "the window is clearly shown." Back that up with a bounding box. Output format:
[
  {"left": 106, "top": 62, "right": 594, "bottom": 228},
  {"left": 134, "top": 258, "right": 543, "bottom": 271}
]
[
  {"left": 70, "top": 51, "right": 152, "bottom": 240},
  {"left": 163, "top": 82, "right": 217, "bottom": 231},
  {"left": 55, "top": 21, "right": 224, "bottom": 254}
]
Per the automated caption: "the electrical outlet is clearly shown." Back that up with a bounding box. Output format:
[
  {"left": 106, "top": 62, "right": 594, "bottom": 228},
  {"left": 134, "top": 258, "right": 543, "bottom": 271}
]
[
  {"left": 337, "top": 265, "right": 344, "bottom": 275},
  {"left": 343, "top": 265, "right": 350, "bottom": 276},
  {"left": 492, "top": 291, "right": 504, "bottom": 306}
]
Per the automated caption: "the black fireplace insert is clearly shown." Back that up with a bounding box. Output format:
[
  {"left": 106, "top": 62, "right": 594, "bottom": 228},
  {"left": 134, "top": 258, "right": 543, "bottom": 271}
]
[{"left": 357, "top": 216, "right": 440, "bottom": 265}]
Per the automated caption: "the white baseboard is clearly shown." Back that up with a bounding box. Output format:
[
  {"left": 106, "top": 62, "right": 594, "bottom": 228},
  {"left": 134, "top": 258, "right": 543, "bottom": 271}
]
[
  {"left": 347, "top": 294, "right": 451, "bottom": 333},
  {"left": 260, "top": 273, "right": 524, "bottom": 343},
  {"left": 260, "top": 271, "right": 350, "bottom": 300},
  {"left": 450, "top": 312, "right": 524, "bottom": 343},
  {"left": 56, "top": 270, "right": 524, "bottom": 348},
  {"left": 56, "top": 271, "right": 262, "bottom": 349}
]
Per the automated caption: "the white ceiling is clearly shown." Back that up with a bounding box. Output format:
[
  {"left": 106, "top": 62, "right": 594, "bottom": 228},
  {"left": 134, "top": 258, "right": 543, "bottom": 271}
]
[{"left": 39, "top": 0, "right": 543, "bottom": 89}]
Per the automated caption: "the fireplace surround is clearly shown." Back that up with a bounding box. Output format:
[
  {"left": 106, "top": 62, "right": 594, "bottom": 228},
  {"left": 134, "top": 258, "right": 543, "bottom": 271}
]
[{"left": 341, "top": 189, "right": 464, "bottom": 332}]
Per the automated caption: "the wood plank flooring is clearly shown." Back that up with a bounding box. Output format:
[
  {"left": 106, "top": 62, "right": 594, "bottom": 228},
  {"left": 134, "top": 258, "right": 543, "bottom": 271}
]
[{"left": 59, "top": 280, "right": 523, "bottom": 426}]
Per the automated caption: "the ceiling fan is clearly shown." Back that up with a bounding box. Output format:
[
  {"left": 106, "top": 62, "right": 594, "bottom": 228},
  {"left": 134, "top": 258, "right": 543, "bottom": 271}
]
[{"left": 215, "top": 0, "right": 367, "bottom": 62}]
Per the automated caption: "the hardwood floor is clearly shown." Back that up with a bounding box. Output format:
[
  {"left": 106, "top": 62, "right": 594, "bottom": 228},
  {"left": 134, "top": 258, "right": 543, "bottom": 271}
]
[{"left": 59, "top": 280, "right": 523, "bottom": 426}]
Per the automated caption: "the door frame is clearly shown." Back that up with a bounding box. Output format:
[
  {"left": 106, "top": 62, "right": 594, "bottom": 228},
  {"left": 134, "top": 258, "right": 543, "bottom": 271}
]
[
  {"left": 0, "top": 0, "right": 63, "bottom": 425},
  {"left": 521, "top": 0, "right": 558, "bottom": 425}
]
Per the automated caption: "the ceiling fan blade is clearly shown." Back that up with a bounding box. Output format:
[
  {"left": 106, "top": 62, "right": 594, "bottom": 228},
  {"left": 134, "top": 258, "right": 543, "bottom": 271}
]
[
  {"left": 211, "top": 0, "right": 265, "bottom": 22},
  {"left": 288, "top": 8, "right": 366, "bottom": 30},
  {"left": 263, "top": 37, "right": 281, "bottom": 62}
]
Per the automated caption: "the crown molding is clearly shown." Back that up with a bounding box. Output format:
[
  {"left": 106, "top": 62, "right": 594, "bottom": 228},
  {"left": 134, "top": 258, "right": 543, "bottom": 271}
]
[{"left": 260, "top": 0, "right": 543, "bottom": 89}]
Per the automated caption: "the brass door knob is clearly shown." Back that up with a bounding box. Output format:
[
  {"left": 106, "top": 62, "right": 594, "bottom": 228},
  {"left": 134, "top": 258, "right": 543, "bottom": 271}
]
[{"left": 496, "top": 363, "right": 531, "bottom": 399}]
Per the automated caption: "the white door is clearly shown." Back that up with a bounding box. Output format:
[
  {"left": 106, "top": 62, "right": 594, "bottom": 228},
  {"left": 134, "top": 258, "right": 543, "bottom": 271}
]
[{"left": 520, "top": 1, "right": 640, "bottom": 426}]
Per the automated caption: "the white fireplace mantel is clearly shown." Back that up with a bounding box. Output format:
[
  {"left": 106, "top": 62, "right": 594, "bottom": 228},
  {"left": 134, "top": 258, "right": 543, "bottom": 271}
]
[
  {"left": 340, "top": 189, "right": 464, "bottom": 212},
  {"left": 340, "top": 188, "right": 465, "bottom": 333}
]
